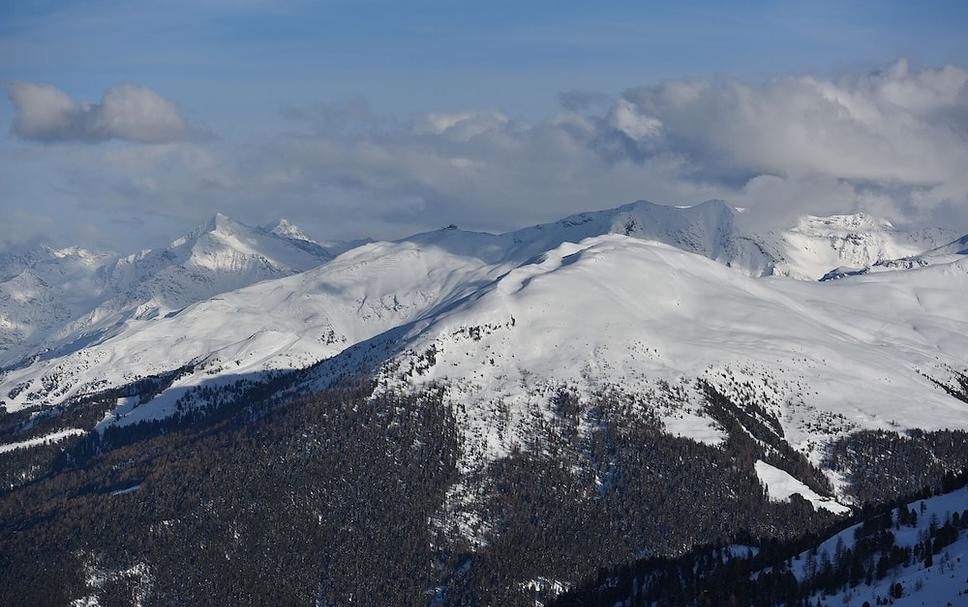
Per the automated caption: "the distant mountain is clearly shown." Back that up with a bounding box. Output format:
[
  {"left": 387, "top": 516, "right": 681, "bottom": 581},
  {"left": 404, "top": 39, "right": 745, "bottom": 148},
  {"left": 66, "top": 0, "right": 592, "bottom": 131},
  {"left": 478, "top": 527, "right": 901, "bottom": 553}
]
[
  {"left": 266, "top": 217, "right": 316, "bottom": 243},
  {"left": 0, "top": 245, "right": 115, "bottom": 363},
  {"left": 0, "top": 214, "right": 332, "bottom": 370},
  {"left": 390, "top": 199, "right": 757, "bottom": 264},
  {"left": 755, "top": 212, "right": 955, "bottom": 280},
  {"left": 262, "top": 218, "right": 372, "bottom": 259},
  {"left": 926, "top": 232, "right": 968, "bottom": 256},
  {"left": 870, "top": 232, "right": 968, "bottom": 272},
  {"left": 3, "top": 202, "right": 966, "bottom": 437}
]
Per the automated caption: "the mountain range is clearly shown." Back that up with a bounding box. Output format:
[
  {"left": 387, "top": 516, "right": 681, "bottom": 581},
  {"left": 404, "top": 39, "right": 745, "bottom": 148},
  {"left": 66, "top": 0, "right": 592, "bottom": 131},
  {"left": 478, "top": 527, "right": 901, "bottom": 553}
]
[
  {"left": 2, "top": 199, "right": 968, "bottom": 605},
  {"left": 2, "top": 201, "right": 965, "bottom": 442}
]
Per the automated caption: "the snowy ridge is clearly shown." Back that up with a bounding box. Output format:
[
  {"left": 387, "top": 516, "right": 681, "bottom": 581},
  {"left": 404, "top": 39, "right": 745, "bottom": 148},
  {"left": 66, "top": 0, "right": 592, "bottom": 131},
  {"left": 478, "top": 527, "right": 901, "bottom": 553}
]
[
  {"left": 0, "top": 245, "right": 116, "bottom": 363},
  {"left": 0, "top": 427, "right": 85, "bottom": 453},
  {"left": 267, "top": 218, "right": 314, "bottom": 243},
  {"left": 865, "top": 231, "right": 968, "bottom": 275},
  {"left": 1, "top": 198, "right": 767, "bottom": 412},
  {"left": 0, "top": 237, "right": 508, "bottom": 417}
]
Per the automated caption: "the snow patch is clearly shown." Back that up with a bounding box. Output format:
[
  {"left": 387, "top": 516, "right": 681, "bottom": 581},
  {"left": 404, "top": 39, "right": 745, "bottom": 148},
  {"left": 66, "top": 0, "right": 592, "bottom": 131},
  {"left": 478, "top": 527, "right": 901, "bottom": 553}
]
[
  {"left": 0, "top": 428, "right": 84, "bottom": 453},
  {"left": 754, "top": 460, "right": 850, "bottom": 514}
]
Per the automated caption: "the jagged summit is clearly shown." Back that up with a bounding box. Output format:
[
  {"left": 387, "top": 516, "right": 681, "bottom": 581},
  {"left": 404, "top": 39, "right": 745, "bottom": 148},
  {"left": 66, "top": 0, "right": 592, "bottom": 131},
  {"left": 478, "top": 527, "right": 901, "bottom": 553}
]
[
  {"left": 170, "top": 211, "right": 240, "bottom": 247},
  {"left": 209, "top": 210, "right": 233, "bottom": 228},
  {"left": 268, "top": 218, "right": 314, "bottom": 243},
  {"left": 0, "top": 212, "right": 333, "bottom": 369}
]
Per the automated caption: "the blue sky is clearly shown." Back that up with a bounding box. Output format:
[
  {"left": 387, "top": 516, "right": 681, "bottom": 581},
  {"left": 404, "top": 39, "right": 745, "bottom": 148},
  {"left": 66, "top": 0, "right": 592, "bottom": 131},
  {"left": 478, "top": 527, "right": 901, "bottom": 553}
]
[
  {"left": 5, "top": 1, "right": 967, "bottom": 124},
  {"left": 2, "top": 1, "right": 968, "bottom": 251}
]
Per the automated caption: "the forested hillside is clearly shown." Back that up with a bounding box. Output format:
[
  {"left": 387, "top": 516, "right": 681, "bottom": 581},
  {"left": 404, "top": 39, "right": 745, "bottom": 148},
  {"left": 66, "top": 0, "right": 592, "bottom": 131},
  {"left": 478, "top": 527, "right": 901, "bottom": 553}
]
[{"left": 2, "top": 378, "right": 966, "bottom": 605}]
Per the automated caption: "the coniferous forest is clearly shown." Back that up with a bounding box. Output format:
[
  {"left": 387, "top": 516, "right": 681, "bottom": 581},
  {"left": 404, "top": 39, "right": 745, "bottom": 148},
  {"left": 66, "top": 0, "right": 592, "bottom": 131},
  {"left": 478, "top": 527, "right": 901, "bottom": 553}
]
[{"left": 1, "top": 376, "right": 967, "bottom": 606}]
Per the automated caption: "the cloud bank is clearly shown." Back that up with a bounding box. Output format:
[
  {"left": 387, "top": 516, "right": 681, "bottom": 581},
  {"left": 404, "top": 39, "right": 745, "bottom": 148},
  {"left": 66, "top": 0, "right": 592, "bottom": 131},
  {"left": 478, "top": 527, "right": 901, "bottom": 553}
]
[
  {"left": 5, "top": 82, "right": 189, "bottom": 143},
  {"left": 3, "top": 61, "right": 968, "bottom": 252},
  {"left": 246, "top": 60, "right": 968, "bottom": 233}
]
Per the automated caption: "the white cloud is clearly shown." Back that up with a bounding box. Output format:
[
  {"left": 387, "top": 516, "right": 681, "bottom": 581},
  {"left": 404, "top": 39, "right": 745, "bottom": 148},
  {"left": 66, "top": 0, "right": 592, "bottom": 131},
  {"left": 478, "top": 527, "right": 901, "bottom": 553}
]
[
  {"left": 5, "top": 61, "right": 968, "bottom": 252},
  {"left": 614, "top": 60, "right": 968, "bottom": 226},
  {"left": 412, "top": 111, "right": 510, "bottom": 140},
  {"left": 5, "top": 82, "right": 189, "bottom": 143},
  {"left": 606, "top": 98, "right": 661, "bottom": 141}
]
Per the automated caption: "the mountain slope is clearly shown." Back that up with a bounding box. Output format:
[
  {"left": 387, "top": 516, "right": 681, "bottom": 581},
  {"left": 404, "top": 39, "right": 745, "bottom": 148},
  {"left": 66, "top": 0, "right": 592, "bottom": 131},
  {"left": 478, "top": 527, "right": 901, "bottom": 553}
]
[
  {"left": 869, "top": 231, "right": 968, "bottom": 274},
  {"left": 0, "top": 237, "right": 506, "bottom": 414},
  {"left": 298, "top": 234, "right": 968, "bottom": 474},
  {"left": 3, "top": 202, "right": 968, "bottom": 606},
  {"left": 553, "top": 483, "right": 968, "bottom": 607}
]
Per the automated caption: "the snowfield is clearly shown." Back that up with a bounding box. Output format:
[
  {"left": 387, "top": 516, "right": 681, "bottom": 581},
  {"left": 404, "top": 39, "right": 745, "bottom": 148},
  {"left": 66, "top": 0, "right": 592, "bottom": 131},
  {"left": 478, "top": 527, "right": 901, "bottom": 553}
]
[{"left": 755, "top": 460, "right": 850, "bottom": 514}]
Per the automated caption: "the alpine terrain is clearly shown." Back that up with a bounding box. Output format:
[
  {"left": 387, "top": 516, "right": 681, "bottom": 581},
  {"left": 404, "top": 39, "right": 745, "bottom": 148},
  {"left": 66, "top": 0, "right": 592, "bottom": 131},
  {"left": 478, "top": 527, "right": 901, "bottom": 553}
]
[{"left": 1, "top": 200, "right": 967, "bottom": 606}]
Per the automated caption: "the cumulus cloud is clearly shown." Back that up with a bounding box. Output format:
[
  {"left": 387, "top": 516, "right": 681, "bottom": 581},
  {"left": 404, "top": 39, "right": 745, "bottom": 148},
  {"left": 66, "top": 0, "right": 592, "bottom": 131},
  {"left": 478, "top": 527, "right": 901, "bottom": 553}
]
[
  {"left": 610, "top": 60, "right": 968, "bottom": 226},
  {"left": 619, "top": 60, "right": 968, "bottom": 184},
  {"left": 5, "top": 61, "right": 968, "bottom": 252},
  {"left": 5, "top": 82, "right": 189, "bottom": 143}
]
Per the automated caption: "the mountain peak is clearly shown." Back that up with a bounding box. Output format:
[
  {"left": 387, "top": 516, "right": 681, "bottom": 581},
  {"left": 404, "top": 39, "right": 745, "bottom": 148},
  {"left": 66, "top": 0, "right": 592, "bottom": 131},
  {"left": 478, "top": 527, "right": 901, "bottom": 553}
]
[
  {"left": 268, "top": 218, "right": 314, "bottom": 243},
  {"left": 168, "top": 213, "right": 244, "bottom": 248},
  {"left": 207, "top": 211, "right": 240, "bottom": 233}
]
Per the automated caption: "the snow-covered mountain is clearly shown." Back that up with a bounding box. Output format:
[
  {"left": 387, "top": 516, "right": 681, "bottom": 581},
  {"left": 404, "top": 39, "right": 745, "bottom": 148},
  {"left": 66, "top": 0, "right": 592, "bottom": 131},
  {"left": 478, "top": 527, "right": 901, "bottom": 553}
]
[
  {"left": 0, "top": 236, "right": 507, "bottom": 415},
  {"left": 4, "top": 199, "right": 968, "bottom": 606},
  {"left": 0, "top": 245, "right": 116, "bottom": 363},
  {"left": 926, "top": 232, "right": 968, "bottom": 257},
  {"left": 0, "top": 199, "right": 769, "bottom": 413},
  {"left": 0, "top": 213, "right": 333, "bottom": 370},
  {"left": 866, "top": 232, "right": 968, "bottom": 273},
  {"left": 291, "top": 233, "right": 968, "bottom": 474},
  {"left": 262, "top": 218, "right": 371, "bottom": 259},
  {"left": 755, "top": 213, "right": 955, "bottom": 281}
]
